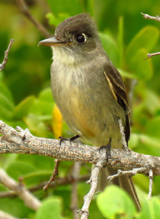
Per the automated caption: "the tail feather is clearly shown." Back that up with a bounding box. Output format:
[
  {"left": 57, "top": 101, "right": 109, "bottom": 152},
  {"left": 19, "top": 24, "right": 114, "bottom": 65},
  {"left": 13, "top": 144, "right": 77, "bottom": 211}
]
[
  {"left": 97, "top": 167, "right": 141, "bottom": 211},
  {"left": 119, "top": 175, "right": 141, "bottom": 211}
]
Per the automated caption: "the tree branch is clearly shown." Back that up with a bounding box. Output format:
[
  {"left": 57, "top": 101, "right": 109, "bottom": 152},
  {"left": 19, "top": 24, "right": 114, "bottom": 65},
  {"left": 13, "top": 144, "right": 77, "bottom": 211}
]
[
  {"left": 148, "top": 168, "right": 153, "bottom": 199},
  {"left": 0, "top": 39, "right": 15, "bottom": 72},
  {"left": 141, "top": 12, "right": 160, "bottom": 59},
  {"left": 15, "top": 0, "right": 52, "bottom": 38},
  {"left": 1, "top": 120, "right": 160, "bottom": 218},
  {"left": 145, "top": 52, "right": 160, "bottom": 59},
  {"left": 0, "top": 120, "right": 159, "bottom": 175},
  {"left": 70, "top": 162, "right": 81, "bottom": 219},
  {"left": 0, "top": 169, "right": 41, "bottom": 211},
  {"left": 0, "top": 211, "right": 19, "bottom": 219},
  {"left": 118, "top": 118, "right": 129, "bottom": 151},
  {"left": 0, "top": 175, "right": 90, "bottom": 199},
  {"left": 43, "top": 159, "right": 61, "bottom": 191},
  {"left": 141, "top": 12, "right": 160, "bottom": 22},
  {"left": 79, "top": 159, "right": 105, "bottom": 219}
]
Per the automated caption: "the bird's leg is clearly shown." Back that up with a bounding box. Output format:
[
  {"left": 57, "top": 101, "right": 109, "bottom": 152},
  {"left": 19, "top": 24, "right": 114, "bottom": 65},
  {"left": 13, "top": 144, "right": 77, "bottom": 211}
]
[
  {"left": 45, "top": 135, "right": 80, "bottom": 190},
  {"left": 99, "top": 138, "right": 112, "bottom": 162},
  {"left": 59, "top": 135, "right": 80, "bottom": 145}
]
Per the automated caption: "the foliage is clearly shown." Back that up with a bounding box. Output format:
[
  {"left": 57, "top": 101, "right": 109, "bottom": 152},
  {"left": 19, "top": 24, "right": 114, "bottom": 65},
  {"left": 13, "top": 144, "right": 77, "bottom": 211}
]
[
  {"left": 97, "top": 185, "right": 160, "bottom": 219},
  {"left": 97, "top": 185, "right": 137, "bottom": 218},
  {"left": 35, "top": 197, "right": 66, "bottom": 219},
  {"left": 1, "top": 0, "right": 160, "bottom": 218}
]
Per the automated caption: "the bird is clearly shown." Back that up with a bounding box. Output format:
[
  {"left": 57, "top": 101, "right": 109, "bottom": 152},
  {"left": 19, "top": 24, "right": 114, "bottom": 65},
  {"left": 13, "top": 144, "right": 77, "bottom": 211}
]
[{"left": 39, "top": 13, "right": 141, "bottom": 211}]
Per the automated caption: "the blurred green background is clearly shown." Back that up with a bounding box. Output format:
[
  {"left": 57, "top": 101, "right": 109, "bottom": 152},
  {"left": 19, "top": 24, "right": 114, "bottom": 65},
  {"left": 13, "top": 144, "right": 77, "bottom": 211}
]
[{"left": 1, "top": 0, "right": 160, "bottom": 218}]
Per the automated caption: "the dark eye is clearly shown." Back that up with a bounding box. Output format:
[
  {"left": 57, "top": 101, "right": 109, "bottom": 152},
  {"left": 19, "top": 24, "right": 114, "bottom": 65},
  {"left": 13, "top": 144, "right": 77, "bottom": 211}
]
[{"left": 76, "top": 33, "right": 86, "bottom": 43}]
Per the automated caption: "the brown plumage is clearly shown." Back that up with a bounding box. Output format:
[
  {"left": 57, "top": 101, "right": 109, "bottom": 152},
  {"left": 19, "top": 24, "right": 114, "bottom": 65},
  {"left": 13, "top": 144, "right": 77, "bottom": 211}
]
[
  {"left": 39, "top": 13, "right": 141, "bottom": 211},
  {"left": 55, "top": 13, "right": 98, "bottom": 41},
  {"left": 104, "top": 64, "right": 130, "bottom": 142}
]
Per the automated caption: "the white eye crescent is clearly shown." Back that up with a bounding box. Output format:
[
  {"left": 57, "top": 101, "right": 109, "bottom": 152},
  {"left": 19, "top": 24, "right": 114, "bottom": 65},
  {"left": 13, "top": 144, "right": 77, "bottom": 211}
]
[
  {"left": 76, "top": 33, "right": 87, "bottom": 43},
  {"left": 82, "top": 33, "right": 87, "bottom": 42}
]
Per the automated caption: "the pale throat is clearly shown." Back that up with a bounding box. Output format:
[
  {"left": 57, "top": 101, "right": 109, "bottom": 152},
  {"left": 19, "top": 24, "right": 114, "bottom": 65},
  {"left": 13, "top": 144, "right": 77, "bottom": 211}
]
[{"left": 52, "top": 46, "right": 80, "bottom": 66}]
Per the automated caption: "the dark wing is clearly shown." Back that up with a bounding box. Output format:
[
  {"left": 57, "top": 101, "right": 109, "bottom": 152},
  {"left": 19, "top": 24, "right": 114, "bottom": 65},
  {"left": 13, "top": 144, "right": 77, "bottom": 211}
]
[{"left": 104, "top": 64, "right": 130, "bottom": 143}]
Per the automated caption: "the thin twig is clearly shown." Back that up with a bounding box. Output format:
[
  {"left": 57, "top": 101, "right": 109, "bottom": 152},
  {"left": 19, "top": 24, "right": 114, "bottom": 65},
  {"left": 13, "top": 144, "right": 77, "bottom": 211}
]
[
  {"left": 15, "top": 0, "right": 52, "bottom": 38},
  {"left": 70, "top": 162, "right": 81, "bottom": 219},
  {"left": 78, "top": 159, "right": 106, "bottom": 219},
  {"left": 0, "top": 175, "right": 90, "bottom": 199},
  {"left": 0, "top": 169, "right": 41, "bottom": 211},
  {"left": 145, "top": 52, "right": 160, "bottom": 59},
  {"left": 0, "top": 39, "right": 15, "bottom": 72},
  {"left": 141, "top": 13, "right": 160, "bottom": 22},
  {"left": 43, "top": 159, "right": 60, "bottom": 191},
  {"left": 148, "top": 169, "right": 153, "bottom": 199},
  {"left": 108, "top": 167, "right": 147, "bottom": 181},
  {"left": 118, "top": 118, "right": 130, "bottom": 151},
  {"left": 141, "top": 12, "right": 160, "bottom": 59},
  {"left": 108, "top": 167, "right": 154, "bottom": 199},
  {"left": 0, "top": 211, "right": 19, "bottom": 219}
]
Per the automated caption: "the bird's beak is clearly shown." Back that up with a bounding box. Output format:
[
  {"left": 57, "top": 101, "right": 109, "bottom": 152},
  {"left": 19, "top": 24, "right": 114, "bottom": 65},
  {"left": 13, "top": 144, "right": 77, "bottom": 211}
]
[{"left": 38, "top": 37, "right": 67, "bottom": 47}]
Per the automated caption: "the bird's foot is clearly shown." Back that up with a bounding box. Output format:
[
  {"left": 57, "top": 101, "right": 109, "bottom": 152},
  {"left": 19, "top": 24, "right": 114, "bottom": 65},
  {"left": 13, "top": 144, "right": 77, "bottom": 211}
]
[
  {"left": 123, "top": 145, "right": 131, "bottom": 152},
  {"left": 99, "top": 138, "right": 112, "bottom": 162},
  {"left": 59, "top": 135, "right": 80, "bottom": 145}
]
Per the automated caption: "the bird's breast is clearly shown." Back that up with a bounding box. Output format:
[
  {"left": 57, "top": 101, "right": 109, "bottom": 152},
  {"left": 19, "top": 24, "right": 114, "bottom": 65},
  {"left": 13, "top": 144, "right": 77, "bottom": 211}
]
[
  {"left": 50, "top": 60, "right": 125, "bottom": 148},
  {"left": 51, "top": 61, "right": 94, "bottom": 134}
]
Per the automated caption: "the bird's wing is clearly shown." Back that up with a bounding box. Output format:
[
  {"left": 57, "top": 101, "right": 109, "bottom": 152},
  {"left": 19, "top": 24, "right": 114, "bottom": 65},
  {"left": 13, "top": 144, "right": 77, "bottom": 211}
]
[{"left": 104, "top": 64, "right": 130, "bottom": 143}]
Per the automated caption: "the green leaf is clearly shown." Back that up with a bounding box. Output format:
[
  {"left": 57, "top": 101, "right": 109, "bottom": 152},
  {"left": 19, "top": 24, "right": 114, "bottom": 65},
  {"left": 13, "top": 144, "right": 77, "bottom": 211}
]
[
  {"left": 0, "top": 183, "right": 8, "bottom": 192},
  {"left": 117, "top": 16, "right": 124, "bottom": 67},
  {"left": 17, "top": 154, "right": 54, "bottom": 170},
  {"left": 46, "top": 13, "right": 70, "bottom": 27},
  {"left": 6, "top": 161, "right": 36, "bottom": 180},
  {"left": 29, "top": 88, "right": 54, "bottom": 117},
  {"left": 0, "top": 197, "right": 33, "bottom": 218},
  {"left": 33, "top": 100, "right": 54, "bottom": 117},
  {"left": 137, "top": 197, "right": 160, "bottom": 219},
  {"left": 129, "top": 48, "right": 153, "bottom": 80},
  {"left": 35, "top": 197, "right": 64, "bottom": 219},
  {"left": 37, "top": 88, "right": 54, "bottom": 115},
  {"left": 2, "top": 154, "right": 18, "bottom": 170},
  {"left": 6, "top": 120, "right": 27, "bottom": 130},
  {"left": 24, "top": 114, "right": 49, "bottom": 137},
  {"left": 84, "top": 0, "right": 95, "bottom": 15},
  {"left": 144, "top": 90, "right": 160, "bottom": 115},
  {"left": 12, "top": 95, "right": 35, "bottom": 119},
  {"left": 126, "top": 25, "right": 159, "bottom": 59},
  {"left": 0, "top": 93, "right": 14, "bottom": 111},
  {"left": 133, "top": 174, "right": 150, "bottom": 194},
  {"left": 0, "top": 104, "right": 13, "bottom": 120},
  {"left": 129, "top": 133, "right": 140, "bottom": 149},
  {"left": 146, "top": 116, "right": 160, "bottom": 138},
  {"left": 118, "top": 68, "right": 136, "bottom": 79},
  {"left": 0, "top": 81, "right": 14, "bottom": 104},
  {"left": 135, "top": 134, "right": 160, "bottom": 156},
  {"left": 28, "top": 99, "right": 44, "bottom": 116},
  {"left": 22, "top": 170, "right": 54, "bottom": 187},
  {"left": 89, "top": 199, "right": 104, "bottom": 219},
  {"left": 97, "top": 185, "right": 136, "bottom": 218},
  {"left": 46, "top": 0, "right": 82, "bottom": 17},
  {"left": 38, "top": 88, "right": 53, "bottom": 102},
  {"left": 99, "top": 32, "right": 119, "bottom": 66},
  {"left": 139, "top": 134, "right": 160, "bottom": 149}
]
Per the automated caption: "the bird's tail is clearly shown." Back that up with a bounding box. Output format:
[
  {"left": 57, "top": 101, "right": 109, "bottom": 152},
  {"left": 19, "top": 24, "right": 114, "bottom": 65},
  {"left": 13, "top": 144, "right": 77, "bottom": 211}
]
[{"left": 96, "top": 166, "right": 141, "bottom": 211}]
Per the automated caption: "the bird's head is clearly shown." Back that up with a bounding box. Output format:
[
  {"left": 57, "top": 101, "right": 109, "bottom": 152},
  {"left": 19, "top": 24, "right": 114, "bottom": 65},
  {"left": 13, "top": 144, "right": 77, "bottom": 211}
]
[{"left": 39, "top": 13, "right": 101, "bottom": 64}]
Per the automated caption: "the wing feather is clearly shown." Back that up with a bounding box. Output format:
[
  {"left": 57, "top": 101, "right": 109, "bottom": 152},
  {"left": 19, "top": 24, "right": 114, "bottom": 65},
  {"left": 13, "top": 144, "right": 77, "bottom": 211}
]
[{"left": 104, "top": 64, "right": 130, "bottom": 143}]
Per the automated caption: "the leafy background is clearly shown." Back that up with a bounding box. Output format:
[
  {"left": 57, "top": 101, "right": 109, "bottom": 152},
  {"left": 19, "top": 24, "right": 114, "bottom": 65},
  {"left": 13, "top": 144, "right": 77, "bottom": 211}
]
[{"left": 0, "top": 0, "right": 160, "bottom": 218}]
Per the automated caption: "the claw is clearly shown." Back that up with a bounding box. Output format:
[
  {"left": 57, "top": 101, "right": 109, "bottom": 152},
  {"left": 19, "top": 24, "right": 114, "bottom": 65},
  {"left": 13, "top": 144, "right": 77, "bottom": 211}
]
[
  {"left": 58, "top": 135, "right": 80, "bottom": 146},
  {"left": 99, "top": 138, "right": 112, "bottom": 162},
  {"left": 58, "top": 136, "right": 67, "bottom": 145}
]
